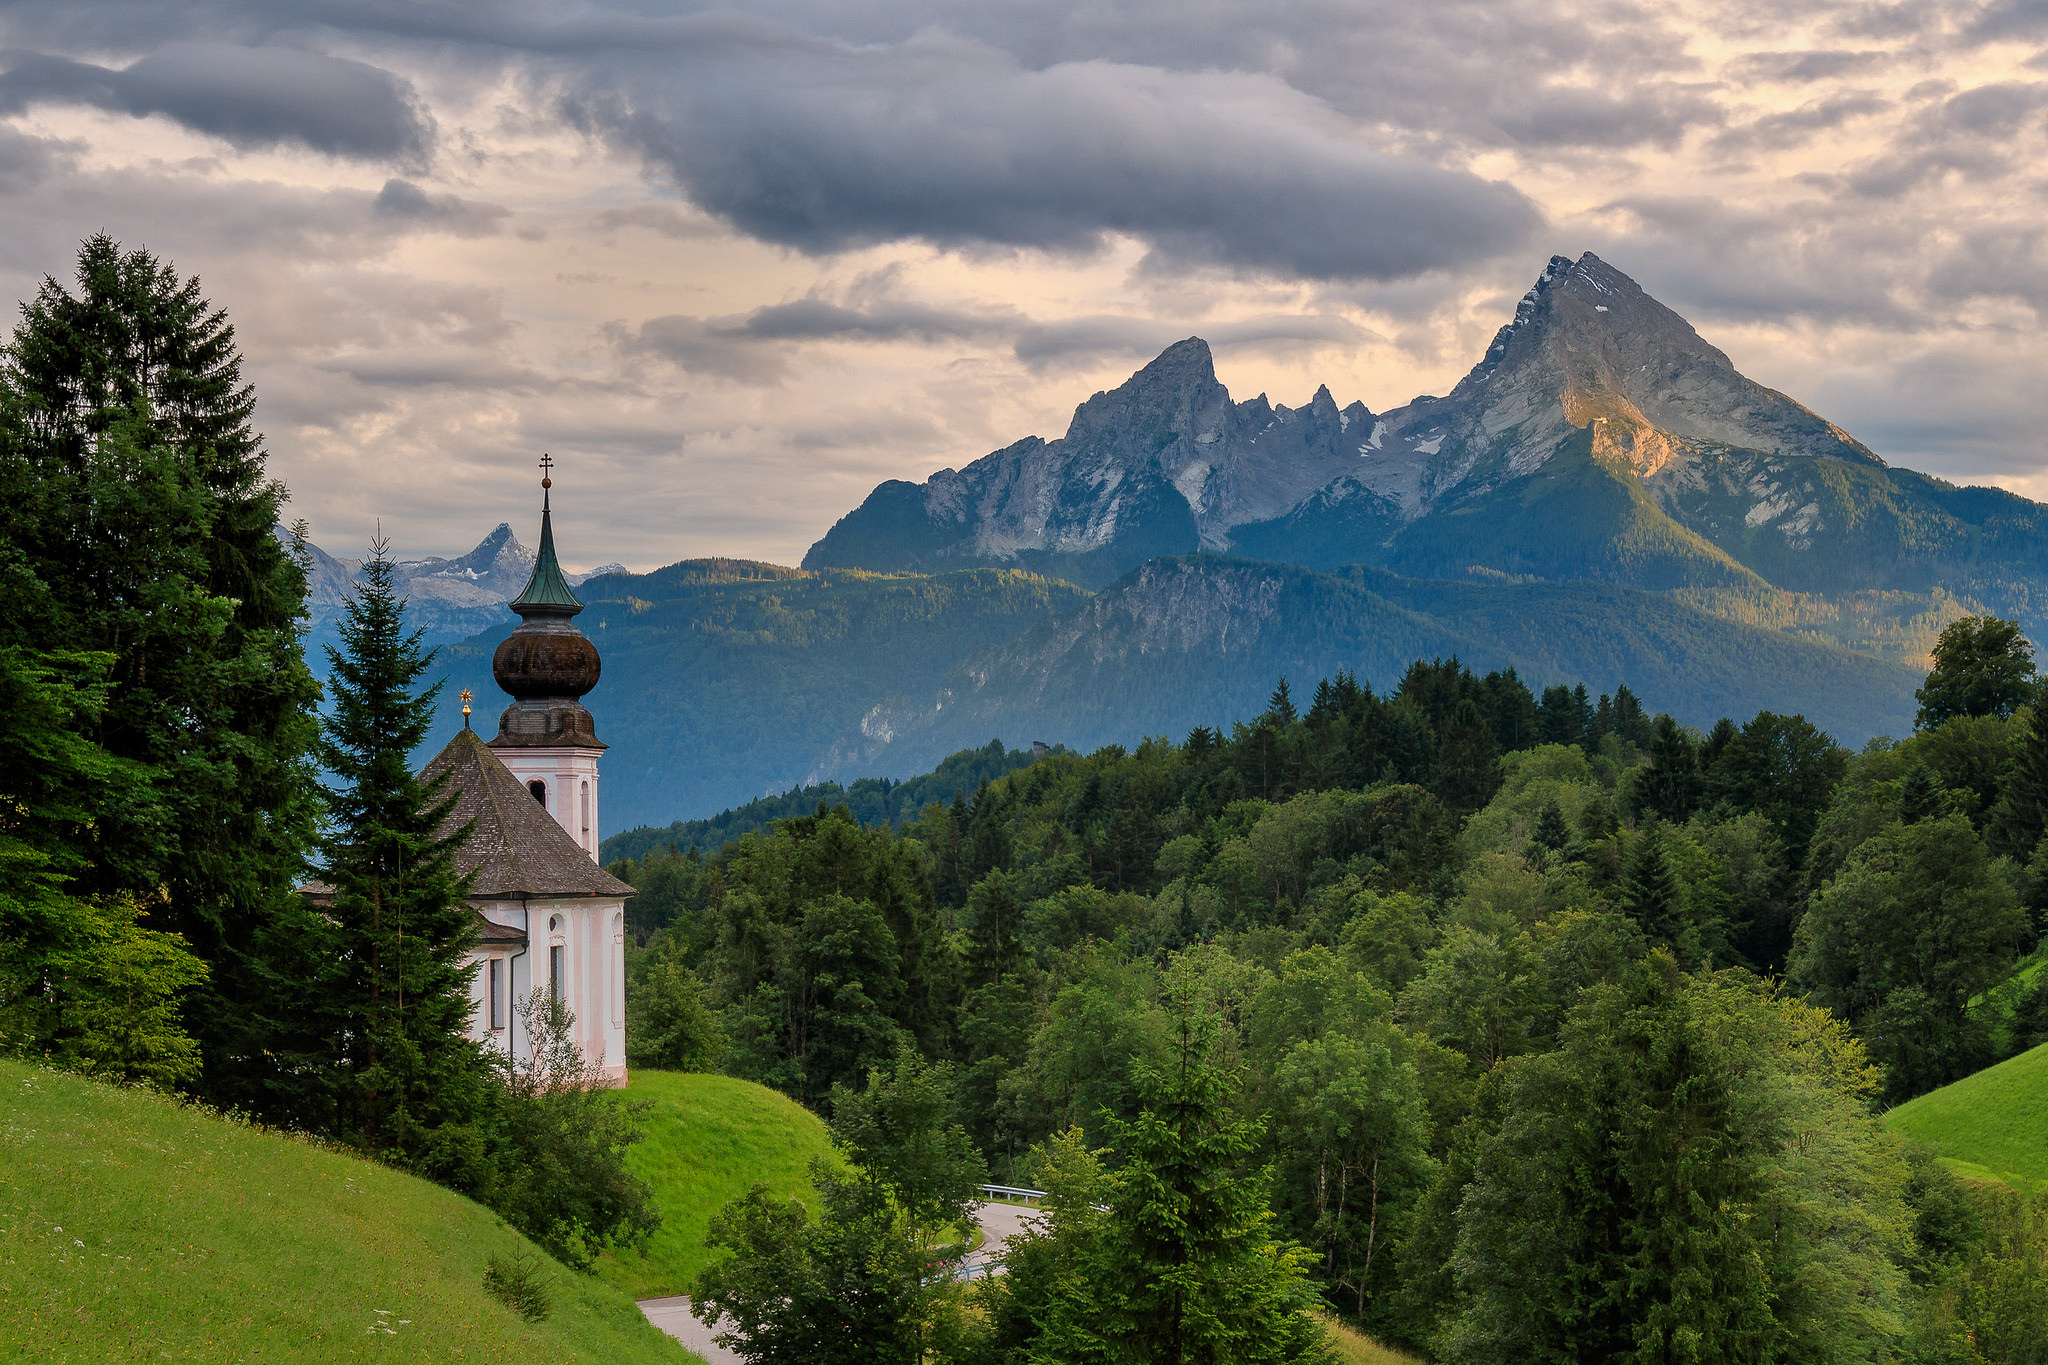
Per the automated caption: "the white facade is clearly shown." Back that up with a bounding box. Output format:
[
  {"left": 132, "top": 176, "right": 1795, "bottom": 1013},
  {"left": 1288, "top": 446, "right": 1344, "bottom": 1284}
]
[
  {"left": 492, "top": 745, "right": 603, "bottom": 859},
  {"left": 465, "top": 892, "right": 628, "bottom": 1087}
]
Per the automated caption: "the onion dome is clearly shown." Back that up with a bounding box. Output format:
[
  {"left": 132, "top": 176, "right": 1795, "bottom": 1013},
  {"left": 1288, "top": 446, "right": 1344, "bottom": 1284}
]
[{"left": 490, "top": 460, "right": 606, "bottom": 749}]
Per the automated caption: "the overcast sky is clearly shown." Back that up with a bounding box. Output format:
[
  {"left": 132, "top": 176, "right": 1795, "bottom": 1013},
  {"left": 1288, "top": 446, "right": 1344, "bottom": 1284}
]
[{"left": 5, "top": 0, "right": 2048, "bottom": 568}]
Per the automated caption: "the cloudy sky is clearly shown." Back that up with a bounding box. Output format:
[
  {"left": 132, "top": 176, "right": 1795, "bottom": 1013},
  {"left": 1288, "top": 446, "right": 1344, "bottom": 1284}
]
[{"left": 5, "top": 0, "right": 2048, "bottom": 568}]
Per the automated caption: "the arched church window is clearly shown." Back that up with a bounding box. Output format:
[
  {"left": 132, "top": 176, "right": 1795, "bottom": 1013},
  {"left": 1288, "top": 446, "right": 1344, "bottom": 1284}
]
[
  {"left": 612, "top": 912, "right": 625, "bottom": 1027},
  {"left": 528, "top": 779, "right": 547, "bottom": 806},
  {"left": 580, "top": 782, "right": 591, "bottom": 841}
]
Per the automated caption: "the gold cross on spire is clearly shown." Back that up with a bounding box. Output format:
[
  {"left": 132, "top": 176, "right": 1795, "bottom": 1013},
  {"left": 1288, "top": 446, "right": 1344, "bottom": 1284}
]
[{"left": 539, "top": 452, "right": 554, "bottom": 487}]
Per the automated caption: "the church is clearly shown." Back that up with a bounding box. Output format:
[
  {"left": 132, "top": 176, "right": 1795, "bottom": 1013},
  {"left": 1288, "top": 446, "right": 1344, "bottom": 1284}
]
[{"left": 419, "top": 470, "right": 633, "bottom": 1085}]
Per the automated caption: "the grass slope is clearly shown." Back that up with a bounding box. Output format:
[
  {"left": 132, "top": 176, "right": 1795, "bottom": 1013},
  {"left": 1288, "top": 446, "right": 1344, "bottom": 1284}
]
[
  {"left": 594, "top": 1071, "right": 838, "bottom": 1300},
  {"left": 0, "top": 1060, "right": 692, "bottom": 1362},
  {"left": 1885, "top": 1042, "right": 2048, "bottom": 1191}
]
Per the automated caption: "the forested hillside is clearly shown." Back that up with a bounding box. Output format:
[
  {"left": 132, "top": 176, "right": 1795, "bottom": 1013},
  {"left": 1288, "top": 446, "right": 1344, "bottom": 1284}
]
[{"left": 614, "top": 627, "right": 2048, "bottom": 1357}]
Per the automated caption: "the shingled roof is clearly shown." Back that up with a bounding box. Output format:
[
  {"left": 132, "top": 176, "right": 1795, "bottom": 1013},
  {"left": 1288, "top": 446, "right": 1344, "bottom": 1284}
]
[{"left": 422, "top": 728, "right": 634, "bottom": 900}]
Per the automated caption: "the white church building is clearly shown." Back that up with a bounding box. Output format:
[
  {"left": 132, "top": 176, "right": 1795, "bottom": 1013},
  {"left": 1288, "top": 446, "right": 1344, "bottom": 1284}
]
[{"left": 419, "top": 472, "right": 632, "bottom": 1084}]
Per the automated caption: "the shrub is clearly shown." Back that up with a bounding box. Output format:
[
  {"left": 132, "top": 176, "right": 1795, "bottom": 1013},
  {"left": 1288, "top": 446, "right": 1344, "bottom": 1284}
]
[{"left": 482, "top": 1252, "right": 552, "bottom": 1322}]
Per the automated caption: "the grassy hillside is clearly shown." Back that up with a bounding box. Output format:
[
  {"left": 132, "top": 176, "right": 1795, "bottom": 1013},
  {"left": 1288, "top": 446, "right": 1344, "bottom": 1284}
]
[
  {"left": 594, "top": 1071, "right": 839, "bottom": 1300},
  {"left": 1885, "top": 1042, "right": 2048, "bottom": 1191},
  {"left": 0, "top": 1060, "right": 692, "bottom": 1362}
]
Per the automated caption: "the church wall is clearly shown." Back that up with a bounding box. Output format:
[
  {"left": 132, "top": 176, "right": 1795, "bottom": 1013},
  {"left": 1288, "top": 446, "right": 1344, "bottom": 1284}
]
[{"left": 465, "top": 896, "right": 627, "bottom": 1086}]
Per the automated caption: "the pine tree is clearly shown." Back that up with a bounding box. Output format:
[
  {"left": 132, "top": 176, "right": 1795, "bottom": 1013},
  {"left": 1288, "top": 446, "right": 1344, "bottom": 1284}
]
[
  {"left": 1530, "top": 800, "right": 1572, "bottom": 859},
  {"left": 1434, "top": 698, "right": 1501, "bottom": 814},
  {"left": 1091, "top": 1000, "right": 1327, "bottom": 1364},
  {"left": 1268, "top": 677, "right": 1299, "bottom": 726},
  {"left": 1900, "top": 766, "right": 1942, "bottom": 824},
  {"left": 314, "top": 539, "right": 488, "bottom": 1177},
  {"left": 1992, "top": 710, "right": 2048, "bottom": 859},
  {"left": 1632, "top": 714, "right": 1702, "bottom": 823},
  {"left": 0, "top": 234, "right": 321, "bottom": 1110},
  {"left": 1621, "top": 824, "right": 1686, "bottom": 949},
  {"left": 1611, "top": 684, "right": 1651, "bottom": 746}
]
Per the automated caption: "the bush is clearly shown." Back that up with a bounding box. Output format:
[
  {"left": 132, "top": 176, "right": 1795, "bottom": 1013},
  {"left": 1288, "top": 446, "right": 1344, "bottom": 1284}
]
[
  {"left": 482, "top": 1252, "right": 552, "bottom": 1322},
  {"left": 483, "top": 989, "right": 661, "bottom": 1268}
]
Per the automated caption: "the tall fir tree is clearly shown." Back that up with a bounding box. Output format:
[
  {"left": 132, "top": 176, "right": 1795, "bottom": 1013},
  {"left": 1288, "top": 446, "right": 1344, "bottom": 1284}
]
[
  {"left": 0, "top": 234, "right": 319, "bottom": 1109},
  {"left": 1089, "top": 997, "right": 1328, "bottom": 1364},
  {"left": 1991, "top": 710, "right": 2048, "bottom": 859},
  {"left": 1620, "top": 823, "right": 1686, "bottom": 951},
  {"left": 1631, "top": 714, "right": 1702, "bottom": 823},
  {"left": 313, "top": 539, "right": 489, "bottom": 1181}
]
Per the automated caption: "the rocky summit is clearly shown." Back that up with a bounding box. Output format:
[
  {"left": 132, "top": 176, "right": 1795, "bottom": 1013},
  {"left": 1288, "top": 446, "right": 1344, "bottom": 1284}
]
[{"left": 806, "top": 253, "right": 2048, "bottom": 647}]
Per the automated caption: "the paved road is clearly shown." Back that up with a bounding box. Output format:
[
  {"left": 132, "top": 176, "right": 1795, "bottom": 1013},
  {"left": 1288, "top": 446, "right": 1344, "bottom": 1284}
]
[{"left": 639, "top": 1201, "right": 1044, "bottom": 1362}]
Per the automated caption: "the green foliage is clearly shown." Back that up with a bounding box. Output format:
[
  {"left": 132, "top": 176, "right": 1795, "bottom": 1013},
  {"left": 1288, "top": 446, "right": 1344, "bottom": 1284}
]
[
  {"left": 0, "top": 645, "right": 204, "bottom": 1084},
  {"left": 1445, "top": 964, "right": 1911, "bottom": 1364},
  {"left": 1792, "top": 815, "right": 2028, "bottom": 1101},
  {"left": 978, "top": 1001, "right": 1332, "bottom": 1365},
  {"left": 1917, "top": 616, "right": 2038, "bottom": 730},
  {"left": 829, "top": 1045, "right": 986, "bottom": 1256},
  {"left": 483, "top": 1252, "right": 554, "bottom": 1322},
  {"left": 705, "top": 805, "right": 951, "bottom": 1108},
  {"left": 626, "top": 934, "right": 726, "bottom": 1072},
  {"left": 0, "top": 234, "right": 321, "bottom": 1111},
  {"left": 1910, "top": 1184, "right": 2048, "bottom": 1365},
  {"left": 694, "top": 1169, "right": 929, "bottom": 1365},
  {"left": 489, "top": 989, "right": 661, "bottom": 1268},
  {"left": 1702, "top": 710, "right": 1848, "bottom": 866}
]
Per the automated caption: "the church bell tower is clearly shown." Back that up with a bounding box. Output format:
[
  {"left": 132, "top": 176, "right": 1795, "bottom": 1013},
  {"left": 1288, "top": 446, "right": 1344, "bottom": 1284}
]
[{"left": 489, "top": 456, "right": 605, "bottom": 860}]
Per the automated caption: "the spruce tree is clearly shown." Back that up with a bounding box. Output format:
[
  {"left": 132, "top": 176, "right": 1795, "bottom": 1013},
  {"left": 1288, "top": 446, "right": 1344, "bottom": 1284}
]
[
  {"left": 1991, "top": 710, "right": 2048, "bottom": 859},
  {"left": 1620, "top": 824, "right": 1686, "bottom": 950},
  {"left": 1268, "top": 677, "right": 1299, "bottom": 726},
  {"left": 1530, "top": 800, "right": 1572, "bottom": 859},
  {"left": 1092, "top": 1000, "right": 1328, "bottom": 1364},
  {"left": 315, "top": 539, "right": 488, "bottom": 1179},
  {"left": 0, "top": 235, "right": 321, "bottom": 1109},
  {"left": 1631, "top": 714, "right": 1702, "bottom": 823}
]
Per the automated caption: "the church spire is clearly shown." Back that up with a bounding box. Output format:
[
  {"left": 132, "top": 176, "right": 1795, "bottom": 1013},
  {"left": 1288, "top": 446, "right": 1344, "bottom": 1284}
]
[{"left": 509, "top": 453, "right": 583, "bottom": 618}]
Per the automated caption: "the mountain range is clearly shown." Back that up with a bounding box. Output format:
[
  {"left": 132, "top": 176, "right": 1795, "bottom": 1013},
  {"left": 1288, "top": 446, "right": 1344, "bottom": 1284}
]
[
  {"left": 808, "top": 253, "right": 2041, "bottom": 659},
  {"left": 320, "top": 251, "right": 2048, "bottom": 836},
  {"left": 292, "top": 522, "right": 625, "bottom": 653}
]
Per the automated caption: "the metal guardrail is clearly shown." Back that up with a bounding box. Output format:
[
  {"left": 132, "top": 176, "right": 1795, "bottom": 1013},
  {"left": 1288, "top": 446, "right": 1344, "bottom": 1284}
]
[{"left": 977, "top": 1183, "right": 1048, "bottom": 1205}]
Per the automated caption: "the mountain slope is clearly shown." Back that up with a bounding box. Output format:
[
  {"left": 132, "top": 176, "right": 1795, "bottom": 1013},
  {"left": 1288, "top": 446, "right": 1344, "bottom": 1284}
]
[
  {"left": 420, "top": 560, "right": 1091, "bottom": 832},
  {"left": 1, "top": 1060, "right": 690, "bottom": 1362},
  {"left": 839, "top": 557, "right": 1918, "bottom": 776}
]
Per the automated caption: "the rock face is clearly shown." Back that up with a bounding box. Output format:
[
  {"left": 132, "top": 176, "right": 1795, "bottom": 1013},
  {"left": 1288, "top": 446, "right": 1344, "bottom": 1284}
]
[
  {"left": 805, "top": 252, "right": 2048, "bottom": 609},
  {"left": 805, "top": 337, "right": 1372, "bottom": 584}
]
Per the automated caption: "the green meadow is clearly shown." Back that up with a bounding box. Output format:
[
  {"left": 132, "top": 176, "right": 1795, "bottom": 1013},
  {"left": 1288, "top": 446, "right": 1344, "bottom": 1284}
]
[
  {"left": 594, "top": 1069, "right": 840, "bottom": 1299},
  {"left": 0, "top": 1060, "right": 695, "bottom": 1363},
  {"left": 1885, "top": 1041, "right": 2048, "bottom": 1191}
]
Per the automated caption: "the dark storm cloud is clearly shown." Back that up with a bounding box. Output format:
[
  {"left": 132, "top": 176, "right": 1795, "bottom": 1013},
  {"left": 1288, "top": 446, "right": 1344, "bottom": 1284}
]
[
  {"left": 0, "top": 41, "right": 430, "bottom": 160},
  {"left": 569, "top": 30, "right": 1542, "bottom": 282}
]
